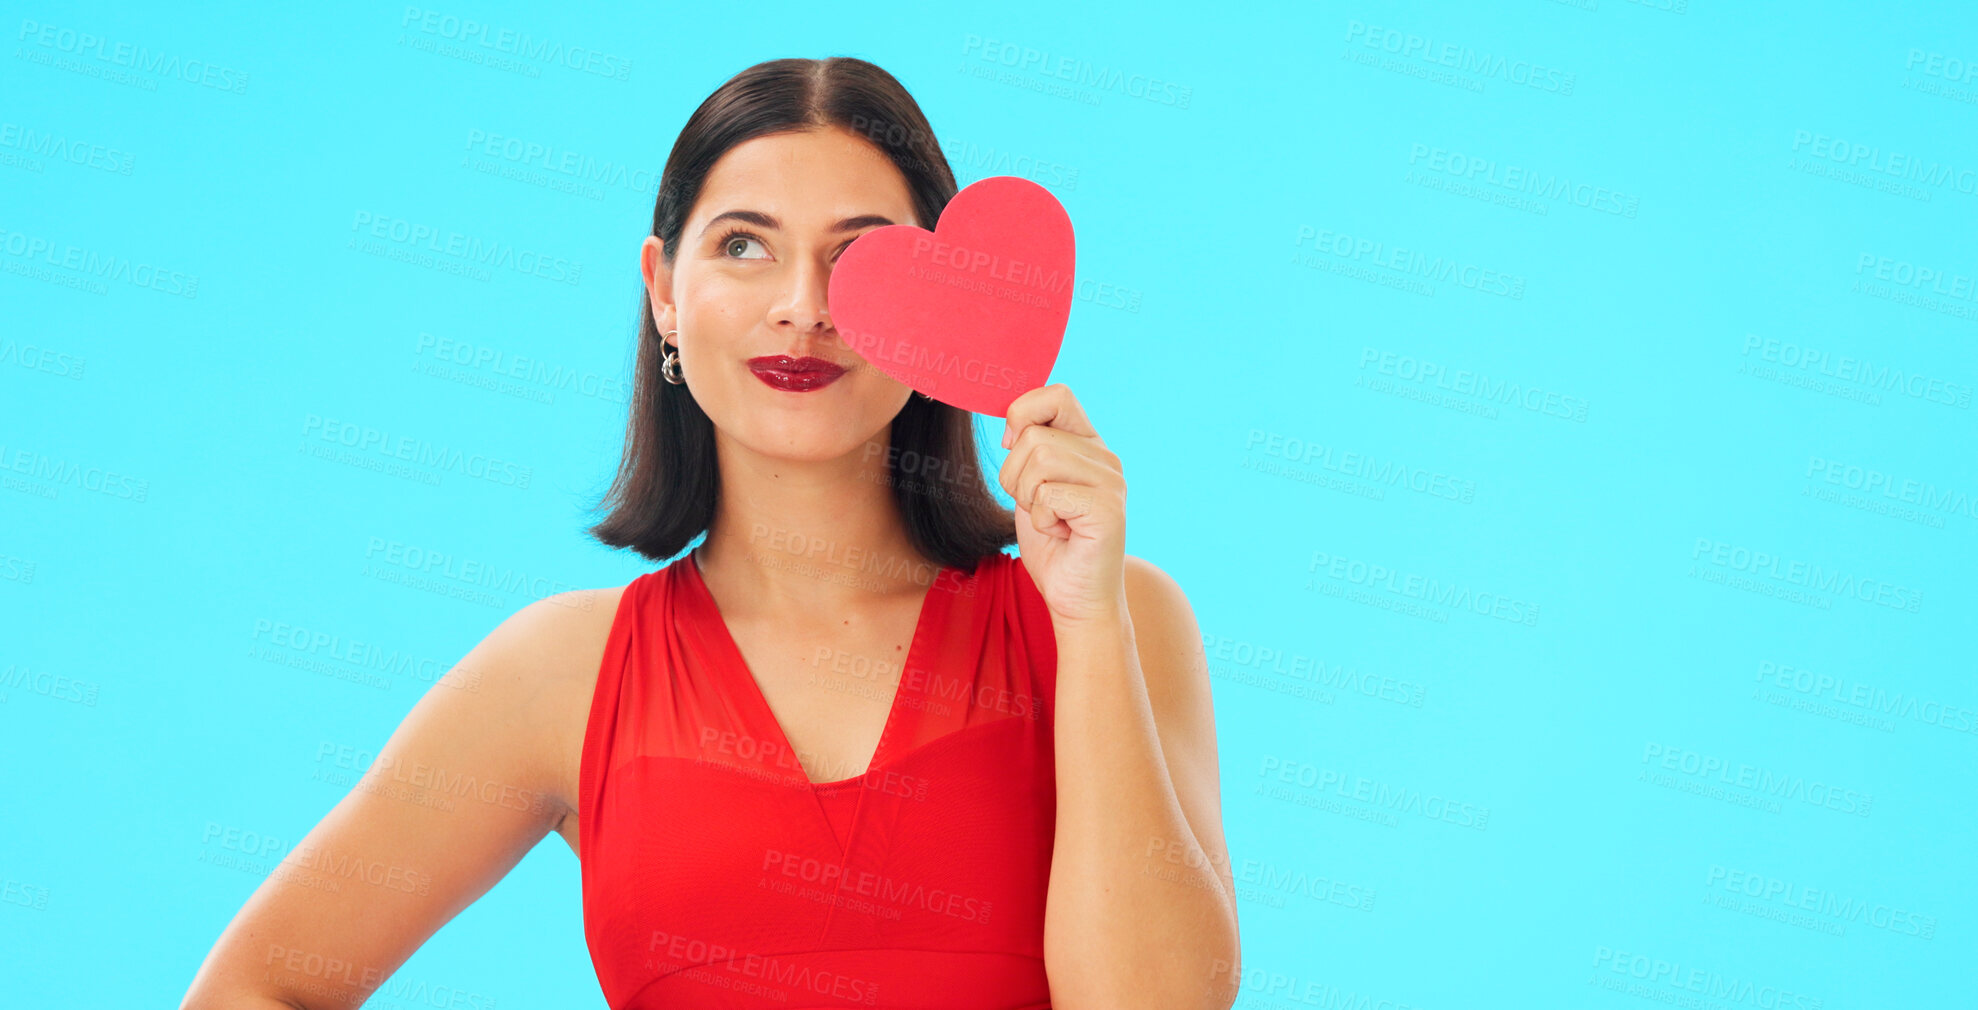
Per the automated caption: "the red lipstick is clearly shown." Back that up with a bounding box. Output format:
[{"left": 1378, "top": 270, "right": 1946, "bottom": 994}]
[{"left": 748, "top": 355, "right": 847, "bottom": 392}]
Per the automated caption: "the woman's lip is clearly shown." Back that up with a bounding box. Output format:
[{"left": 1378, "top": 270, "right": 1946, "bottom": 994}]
[
  {"left": 748, "top": 356, "right": 846, "bottom": 392},
  {"left": 748, "top": 355, "right": 846, "bottom": 376}
]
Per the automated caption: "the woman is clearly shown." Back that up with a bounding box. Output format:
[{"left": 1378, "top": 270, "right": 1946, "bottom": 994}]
[{"left": 183, "top": 57, "right": 1238, "bottom": 1010}]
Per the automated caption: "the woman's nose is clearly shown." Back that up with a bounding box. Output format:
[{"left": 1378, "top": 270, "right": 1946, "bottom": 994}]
[{"left": 771, "top": 255, "right": 834, "bottom": 336}]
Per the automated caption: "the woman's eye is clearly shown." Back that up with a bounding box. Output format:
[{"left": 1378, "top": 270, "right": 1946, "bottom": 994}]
[{"left": 723, "top": 234, "right": 768, "bottom": 259}]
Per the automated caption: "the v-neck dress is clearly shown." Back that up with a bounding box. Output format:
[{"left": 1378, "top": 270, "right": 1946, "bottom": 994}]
[{"left": 578, "top": 550, "right": 1060, "bottom": 1009}]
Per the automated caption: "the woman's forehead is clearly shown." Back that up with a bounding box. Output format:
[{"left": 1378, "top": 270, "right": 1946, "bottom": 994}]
[{"left": 694, "top": 128, "right": 917, "bottom": 229}]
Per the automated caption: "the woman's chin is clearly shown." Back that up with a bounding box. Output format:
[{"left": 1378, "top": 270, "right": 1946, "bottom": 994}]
[{"left": 736, "top": 427, "right": 878, "bottom": 465}]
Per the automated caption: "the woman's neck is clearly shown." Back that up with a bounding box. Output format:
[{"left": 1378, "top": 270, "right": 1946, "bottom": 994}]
[{"left": 694, "top": 431, "right": 940, "bottom": 612}]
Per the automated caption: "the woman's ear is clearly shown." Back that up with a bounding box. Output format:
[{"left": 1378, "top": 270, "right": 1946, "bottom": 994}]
[{"left": 640, "top": 235, "right": 677, "bottom": 340}]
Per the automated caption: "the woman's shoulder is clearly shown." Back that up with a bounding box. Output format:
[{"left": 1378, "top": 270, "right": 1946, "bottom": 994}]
[
  {"left": 526, "top": 560, "right": 689, "bottom": 652},
  {"left": 471, "top": 576, "right": 656, "bottom": 831},
  {"left": 518, "top": 567, "right": 694, "bottom": 712},
  {"left": 489, "top": 580, "right": 639, "bottom": 704},
  {"left": 520, "top": 583, "right": 637, "bottom": 663}
]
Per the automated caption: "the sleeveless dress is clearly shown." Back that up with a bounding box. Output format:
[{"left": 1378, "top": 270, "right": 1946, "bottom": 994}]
[{"left": 578, "top": 549, "right": 1060, "bottom": 1009}]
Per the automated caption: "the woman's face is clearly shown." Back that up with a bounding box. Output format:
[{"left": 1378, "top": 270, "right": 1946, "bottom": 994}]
[{"left": 642, "top": 125, "right": 923, "bottom": 463}]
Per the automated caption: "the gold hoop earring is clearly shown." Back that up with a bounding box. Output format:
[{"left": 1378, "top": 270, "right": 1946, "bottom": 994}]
[{"left": 661, "top": 329, "right": 684, "bottom": 385}]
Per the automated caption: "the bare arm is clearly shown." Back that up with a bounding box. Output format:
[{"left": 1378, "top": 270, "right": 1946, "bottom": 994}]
[
  {"left": 180, "top": 590, "right": 612, "bottom": 1010},
  {"left": 1043, "top": 555, "right": 1241, "bottom": 1010}
]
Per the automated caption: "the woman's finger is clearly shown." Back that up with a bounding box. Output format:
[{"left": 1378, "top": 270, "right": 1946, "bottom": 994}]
[
  {"left": 998, "top": 424, "right": 1119, "bottom": 505},
  {"left": 1002, "top": 382, "right": 1097, "bottom": 448}
]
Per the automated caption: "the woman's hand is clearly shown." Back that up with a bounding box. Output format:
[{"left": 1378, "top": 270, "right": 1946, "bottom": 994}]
[{"left": 997, "top": 383, "right": 1127, "bottom": 625}]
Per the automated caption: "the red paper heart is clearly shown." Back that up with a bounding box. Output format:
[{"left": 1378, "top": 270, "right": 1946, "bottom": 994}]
[{"left": 828, "top": 175, "right": 1075, "bottom": 417}]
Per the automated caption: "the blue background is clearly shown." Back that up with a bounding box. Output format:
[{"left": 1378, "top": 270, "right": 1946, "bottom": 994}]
[{"left": 3, "top": 0, "right": 1972, "bottom": 1005}]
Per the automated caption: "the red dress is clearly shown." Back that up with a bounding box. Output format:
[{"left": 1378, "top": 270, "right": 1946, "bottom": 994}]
[{"left": 579, "top": 549, "right": 1060, "bottom": 1009}]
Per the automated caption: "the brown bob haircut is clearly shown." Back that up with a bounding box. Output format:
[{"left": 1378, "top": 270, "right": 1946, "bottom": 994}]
[{"left": 586, "top": 57, "right": 1016, "bottom": 575}]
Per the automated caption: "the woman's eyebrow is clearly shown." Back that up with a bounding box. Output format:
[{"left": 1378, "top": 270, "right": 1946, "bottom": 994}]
[{"left": 699, "top": 210, "right": 896, "bottom": 237}]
